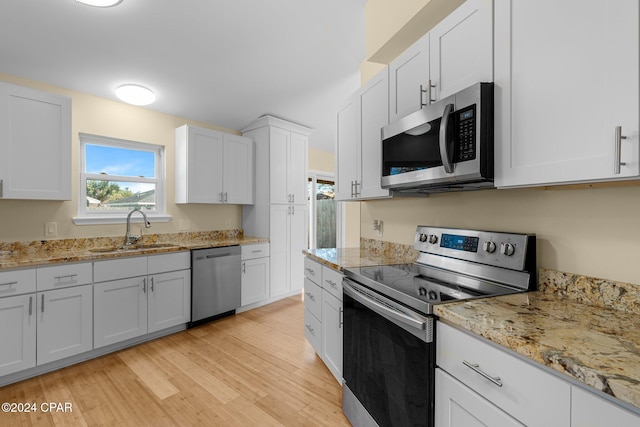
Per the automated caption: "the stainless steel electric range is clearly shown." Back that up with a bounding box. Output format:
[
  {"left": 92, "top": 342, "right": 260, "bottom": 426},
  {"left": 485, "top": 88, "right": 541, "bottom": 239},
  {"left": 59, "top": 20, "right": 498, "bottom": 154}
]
[{"left": 342, "top": 226, "right": 537, "bottom": 427}]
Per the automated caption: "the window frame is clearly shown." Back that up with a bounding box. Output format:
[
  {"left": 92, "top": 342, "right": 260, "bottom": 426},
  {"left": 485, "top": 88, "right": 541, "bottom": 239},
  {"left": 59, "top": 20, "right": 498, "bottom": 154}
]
[{"left": 73, "top": 133, "right": 170, "bottom": 225}]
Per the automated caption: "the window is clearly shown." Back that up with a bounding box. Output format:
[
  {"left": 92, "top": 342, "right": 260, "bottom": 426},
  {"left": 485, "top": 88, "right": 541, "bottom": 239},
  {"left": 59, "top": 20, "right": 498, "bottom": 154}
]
[
  {"left": 74, "top": 133, "right": 168, "bottom": 224},
  {"left": 307, "top": 173, "right": 337, "bottom": 249}
]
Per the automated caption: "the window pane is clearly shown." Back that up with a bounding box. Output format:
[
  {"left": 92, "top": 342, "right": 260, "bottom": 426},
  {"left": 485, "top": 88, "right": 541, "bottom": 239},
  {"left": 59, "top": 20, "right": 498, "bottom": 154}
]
[
  {"left": 316, "top": 180, "right": 336, "bottom": 248},
  {"left": 86, "top": 179, "right": 156, "bottom": 212},
  {"left": 85, "top": 144, "right": 156, "bottom": 178}
]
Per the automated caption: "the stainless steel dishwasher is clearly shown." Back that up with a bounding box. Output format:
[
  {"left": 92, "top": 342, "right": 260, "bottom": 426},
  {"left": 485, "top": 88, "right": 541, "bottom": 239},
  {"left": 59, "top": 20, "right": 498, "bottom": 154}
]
[{"left": 190, "top": 245, "right": 241, "bottom": 326}]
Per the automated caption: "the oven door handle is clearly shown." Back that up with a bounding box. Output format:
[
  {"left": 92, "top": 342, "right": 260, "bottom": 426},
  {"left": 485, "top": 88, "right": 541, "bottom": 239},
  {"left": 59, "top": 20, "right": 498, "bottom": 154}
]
[
  {"left": 343, "top": 279, "right": 427, "bottom": 332},
  {"left": 439, "top": 103, "right": 455, "bottom": 174}
]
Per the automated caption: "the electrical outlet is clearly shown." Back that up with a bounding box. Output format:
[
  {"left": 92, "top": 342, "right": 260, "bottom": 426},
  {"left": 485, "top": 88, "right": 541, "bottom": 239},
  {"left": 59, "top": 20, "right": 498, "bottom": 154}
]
[
  {"left": 178, "top": 219, "right": 190, "bottom": 231},
  {"left": 45, "top": 222, "right": 57, "bottom": 237},
  {"left": 225, "top": 219, "right": 231, "bottom": 228}
]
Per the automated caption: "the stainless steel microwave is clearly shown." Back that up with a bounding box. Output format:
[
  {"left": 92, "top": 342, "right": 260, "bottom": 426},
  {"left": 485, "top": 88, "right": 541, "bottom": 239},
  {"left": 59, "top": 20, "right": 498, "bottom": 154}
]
[{"left": 381, "top": 82, "right": 494, "bottom": 193}]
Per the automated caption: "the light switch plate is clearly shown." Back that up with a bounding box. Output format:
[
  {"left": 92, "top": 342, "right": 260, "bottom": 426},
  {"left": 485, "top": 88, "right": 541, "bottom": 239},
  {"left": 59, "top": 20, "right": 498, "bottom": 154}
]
[{"left": 45, "top": 222, "right": 57, "bottom": 237}]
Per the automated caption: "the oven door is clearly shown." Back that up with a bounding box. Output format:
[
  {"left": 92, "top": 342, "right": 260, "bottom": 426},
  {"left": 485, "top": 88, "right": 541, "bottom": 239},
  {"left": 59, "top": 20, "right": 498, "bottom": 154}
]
[{"left": 343, "top": 278, "right": 435, "bottom": 427}]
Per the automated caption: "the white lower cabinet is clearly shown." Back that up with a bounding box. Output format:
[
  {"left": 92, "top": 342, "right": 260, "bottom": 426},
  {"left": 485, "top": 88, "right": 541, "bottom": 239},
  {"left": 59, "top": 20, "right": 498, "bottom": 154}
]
[
  {"left": 571, "top": 385, "right": 640, "bottom": 427},
  {"left": 303, "top": 257, "right": 343, "bottom": 383},
  {"left": 94, "top": 252, "right": 190, "bottom": 349},
  {"left": 240, "top": 243, "right": 270, "bottom": 307},
  {"left": 0, "top": 293, "right": 36, "bottom": 376},
  {"left": 436, "top": 368, "right": 523, "bottom": 427},
  {"left": 36, "top": 285, "right": 93, "bottom": 365},
  {"left": 270, "top": 204, "right": 306, "bottom": 299},
  {"left": 436, "top": 321, "right": 640, "bottom": 427}
]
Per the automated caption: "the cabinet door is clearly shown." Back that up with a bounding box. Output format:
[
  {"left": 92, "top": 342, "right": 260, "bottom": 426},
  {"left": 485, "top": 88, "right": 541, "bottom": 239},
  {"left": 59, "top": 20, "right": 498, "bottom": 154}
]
[
  {"left": 269, "top": 204, "right": 290, "bottom": 297},
  {"left": 435, "top": 369, "right": 524, "bottom": 427},
  {"left": 336, "top": 95, "right": 360, "bottom": 201},
  {"left": 0, "top": 294, "right": 36, "bottom": 376},
  {"left": 288, "top": 132, "right": 308, "bottom": 205},
  {"left": 187, "top": 126, "right": 224, "bottom": 203},
  {"left": 223, "top": 134, "right": 254, "bottom": 205},
  {"left": 321, "top": 290, "right": 343, "bottom": 383},
  {"left": 389, "top": 33, "right": 430, "bottom": 122},
  {"left": 37, "top": 285, "right": 93, "bottom": 365},
  {"left": 495, "top": 0, "right": 639, "bottom": 187},
  {"left": 429, "top": 0, "right": 493, "bottom": 100},
  {"left": 0, "top": 82, "right": 71, "bottom": 200},
  {"left": 241, "top": 257, "right": 269, "bottom": 306},
  {"left": 269, "top": 127, "right": 290, "bottom": 204},
  {"left": 148, "top": 270, "right": 190, "bottom": 333},
  {"left": 289, "top": 204, "right": 307, "bottom": 294},
  {"left": 94, "top": 277, "right": 147, "bottom": 348},
  {"left": 359, "top": 68, "right": 391, "bottom": 199},
  {"left": 571, "top": 386, "right": 640, "bottom": 427}
]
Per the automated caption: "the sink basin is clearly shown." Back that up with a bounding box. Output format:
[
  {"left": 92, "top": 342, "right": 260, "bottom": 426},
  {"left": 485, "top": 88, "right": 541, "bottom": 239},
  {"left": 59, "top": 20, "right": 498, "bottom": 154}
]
[{"left": 88, "top": 243, "right": 180, "bottom": 253}]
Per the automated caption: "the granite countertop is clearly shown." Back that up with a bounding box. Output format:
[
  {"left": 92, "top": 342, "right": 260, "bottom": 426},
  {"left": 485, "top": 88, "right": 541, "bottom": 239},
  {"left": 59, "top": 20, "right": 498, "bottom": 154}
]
[
  {"left": 436, "top": 270, "right": 640, "bottom": 412},
  {"left": 303, "top": 241, "right": 418, "bottom": 271},
  {"left": 0, "top": 231, "right": 267, "bottom": 271}
]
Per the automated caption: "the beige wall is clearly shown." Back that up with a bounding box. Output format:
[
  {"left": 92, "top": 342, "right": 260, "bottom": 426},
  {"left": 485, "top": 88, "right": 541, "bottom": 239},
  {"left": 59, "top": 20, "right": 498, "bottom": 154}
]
[
  {"left": 355, "top": 2, "right": 640, "bottom": 284},
  {"left": 308, "top": 147, "right": 334, "bottom": 173},
  {"left": 0, "top": 72, "right": 243, "bottom": 242}
]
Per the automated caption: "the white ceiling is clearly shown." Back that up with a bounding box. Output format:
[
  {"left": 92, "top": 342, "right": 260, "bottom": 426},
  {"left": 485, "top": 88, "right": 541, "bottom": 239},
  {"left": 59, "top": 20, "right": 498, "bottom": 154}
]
[{"left": 0, "top": 0, "right": 367, "bottom": 153}]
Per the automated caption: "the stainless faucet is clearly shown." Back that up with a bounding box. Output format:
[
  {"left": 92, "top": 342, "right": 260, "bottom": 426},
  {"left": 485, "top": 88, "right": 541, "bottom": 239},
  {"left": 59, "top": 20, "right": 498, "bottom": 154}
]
[{"left": 124, "top": 208, "right": 151, "bottom": 247}]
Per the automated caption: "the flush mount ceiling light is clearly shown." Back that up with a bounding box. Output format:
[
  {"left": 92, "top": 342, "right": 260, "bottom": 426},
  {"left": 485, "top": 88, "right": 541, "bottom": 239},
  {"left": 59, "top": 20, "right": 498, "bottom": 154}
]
[
  {"left": 76, "top": 0, "right": 123, "bottom": 7},
  {"left": 115, "top": 84, "right": 156, "bottom": 106}
]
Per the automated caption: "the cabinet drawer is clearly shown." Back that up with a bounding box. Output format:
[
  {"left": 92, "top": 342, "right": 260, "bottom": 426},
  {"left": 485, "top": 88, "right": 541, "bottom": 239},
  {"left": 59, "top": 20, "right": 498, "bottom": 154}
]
[
  {"left": 36, "top": 262, "right": 92, "bottom": 291},
  {"left": 304, "top": 307, "right": 321, "bottom": 354},
  {"left": 437, "top": 322, "right": 571, "bottom": 426},
  {"left": 322, "top": 266, "right": 343, "bottom": 300},
  {"left": 148, "top": 252, "right": 190, "bottom": 274},
  {"left": 304, "top": 258, "right": 321, "bottom": 285},
  {"left": 241, "top": 243, "right": 270, "bottom": 260},
  {"left": 303, "top": 278, "right": 322, "bottom": 319},
  {"left": 0, "top": 269, "right": 36, "bottom": 297},
  {"left": 94, "top": 257, "right": 147, "bottom": 283}
]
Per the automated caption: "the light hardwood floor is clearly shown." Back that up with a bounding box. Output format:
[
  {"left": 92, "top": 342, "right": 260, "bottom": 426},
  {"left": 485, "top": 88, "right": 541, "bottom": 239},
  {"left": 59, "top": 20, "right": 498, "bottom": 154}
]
[{"left": 0, "top": 296, "right": 350, "bottom": 427}]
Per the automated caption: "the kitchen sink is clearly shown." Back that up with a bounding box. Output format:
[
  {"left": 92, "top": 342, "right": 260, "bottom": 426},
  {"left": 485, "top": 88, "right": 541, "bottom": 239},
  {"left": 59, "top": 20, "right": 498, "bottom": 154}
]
[{"left": 88, "top": 243, "right": 181, "bottom": 253}]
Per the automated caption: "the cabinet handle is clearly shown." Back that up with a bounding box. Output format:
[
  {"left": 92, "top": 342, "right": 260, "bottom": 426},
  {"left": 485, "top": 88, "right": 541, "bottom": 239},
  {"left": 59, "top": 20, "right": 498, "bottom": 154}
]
[
  {"left": 305, "top": 324, "right": 315, "bottom": 335},
  {"left": 54, "top": 273, "right": 78, "bottom": 282},
  {"left": 242, "top": 262, "right": 246, "bottom": 273},
  {"left": 150, "top": 277, "right": 154, "bottom": 292},
  {"left": 291, "top": 194, "right": 295, "bottom": 203},
  {"left": 339, "top": 307, "right": 343, "bottom": 328},
  {"left": 463, "top": 360, "right": 503, "bottom": 387},
  {"left": 0, "top": 179, "right": 3, "bottom": 197},
  {"left": 353, "top": 181, "right": 360, "bottom": 197},
  {"left": 304, "top": 291, "right": 316, "bottom": 302},
  {"left": 291, "top": 205, "right": 295, "bottom": 215},
  {"left": 224, "top": 192, "right": 228, "bottom": 203},
  {"left": 28, "top": 295, "right": 33, "bottom": 316},
  {"left": 429, "top": 79, "right": 436, "bottom": 103},
  {"left": 41, "top": 294, "right": 45, "bottom": 313},
  {"left": 305, "top": 267, "right": 315, "bottom": 276},
  {"left": 326, "top": 279, "right": 337, "bottom": 288},
  {"left": 0, "top": 281, "right": 18, "bottom": 287},
  {"left": 143, "top": 278, "right": 147, "bottom": 293},
  {"left": 614, "top": 126, "right": 628, "bottom": 174},
  {"left": 251, "top": 249, "right": 263, "bottom": 254}
]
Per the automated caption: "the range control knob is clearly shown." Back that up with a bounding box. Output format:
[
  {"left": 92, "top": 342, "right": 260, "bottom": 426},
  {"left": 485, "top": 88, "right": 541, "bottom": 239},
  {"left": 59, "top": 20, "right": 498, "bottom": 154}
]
[
  {"left": 483, "top": 241, "right": 496, "bottom": 253},
  {"left": 500, "top": 242, "right": 516, "bottom": 256},
  {"left": 418, "top": 233, "right": 428, "bottom": 242},
  {"left": 427, "top": 234, "right": 438, "bottom": 244}
]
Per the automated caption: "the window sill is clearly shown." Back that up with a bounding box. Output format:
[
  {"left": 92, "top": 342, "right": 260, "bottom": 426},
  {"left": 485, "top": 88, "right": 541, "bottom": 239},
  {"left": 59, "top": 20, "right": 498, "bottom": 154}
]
[{"left": 72, "top": 214, "right": 172, "bottom": 226}]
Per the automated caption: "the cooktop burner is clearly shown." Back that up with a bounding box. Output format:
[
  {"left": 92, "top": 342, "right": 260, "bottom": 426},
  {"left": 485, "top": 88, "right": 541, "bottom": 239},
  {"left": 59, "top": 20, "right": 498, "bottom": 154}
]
[{"left": 344, "top": 226, "right": 537, "bottom": 315}]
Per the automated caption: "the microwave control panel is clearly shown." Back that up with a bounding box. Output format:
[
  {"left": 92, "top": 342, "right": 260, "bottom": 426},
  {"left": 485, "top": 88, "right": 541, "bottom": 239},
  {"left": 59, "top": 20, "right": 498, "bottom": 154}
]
[{"left": 455, "top": 105, "right": 476, "bottom": 162}]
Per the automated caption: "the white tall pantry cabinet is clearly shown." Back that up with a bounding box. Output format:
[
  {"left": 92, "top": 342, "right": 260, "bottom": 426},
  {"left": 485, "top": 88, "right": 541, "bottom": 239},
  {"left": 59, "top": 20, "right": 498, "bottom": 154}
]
[{"left": 242, "top": 116, "right": 310, "bottom": 301}]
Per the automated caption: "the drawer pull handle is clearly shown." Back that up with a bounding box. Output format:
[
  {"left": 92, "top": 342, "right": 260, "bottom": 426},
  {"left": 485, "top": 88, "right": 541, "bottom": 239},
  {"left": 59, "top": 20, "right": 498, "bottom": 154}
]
[
  {"left": 305, "top": 291, "right": 316, "bottom": 302},
  {"left": 305, "top": 268, "right": 315, "bottom": 275},
  {"left": 54, "top": 274, "right": 78, "bottom": 282},
  {"left": 305, "top": 324, "right": 315, "bottom": 335},
  {"left": 0, "top": 281, "right": 18, "bottom": 287},
  {"left": 326, "top": 279, "right": 337, "bottom": 288},
  {"left": 463, "top": 360, "right": 503, "bottom": 387}
]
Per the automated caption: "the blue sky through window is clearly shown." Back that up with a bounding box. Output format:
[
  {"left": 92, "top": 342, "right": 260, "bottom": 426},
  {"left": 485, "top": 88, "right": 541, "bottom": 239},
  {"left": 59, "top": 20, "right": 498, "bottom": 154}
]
[{"left": 85, "top": 144, "right": 155, "bottom": 178}]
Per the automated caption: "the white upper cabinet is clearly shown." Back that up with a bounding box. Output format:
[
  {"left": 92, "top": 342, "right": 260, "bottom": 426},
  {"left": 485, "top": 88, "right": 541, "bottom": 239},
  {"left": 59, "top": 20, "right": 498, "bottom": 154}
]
[
  {"left": 0, "top": 82, "right": 71, "bottom": 200},
  {"left": 269, "top": 127, "right": 308, "bottom": 205},
  {"left": 429, "top": 0, "right": 493, "bottom": 100},
  {"left": 336, "top": 68, "right": 391, "bottom": 201},
  {"left": 175, "top": 124, "right": 254, "bottom": 204},
  {"left": 389, "top": 33, "right": 430, "bottom": 123},
  {"left": 494, "top": 0, "right": 639, "bottom": 187},
  {"left": 389, "top": 0, "right": 493, "bottom": 123}
]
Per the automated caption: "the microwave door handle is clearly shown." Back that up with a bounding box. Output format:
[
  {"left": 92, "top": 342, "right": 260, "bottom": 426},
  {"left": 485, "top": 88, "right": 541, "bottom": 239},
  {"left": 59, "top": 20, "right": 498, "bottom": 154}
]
[{"left": 439, "top": 103, "right": 455, "bottom": 174}]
